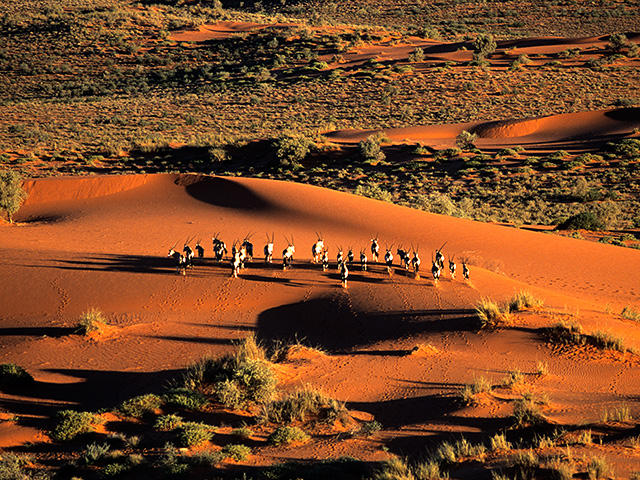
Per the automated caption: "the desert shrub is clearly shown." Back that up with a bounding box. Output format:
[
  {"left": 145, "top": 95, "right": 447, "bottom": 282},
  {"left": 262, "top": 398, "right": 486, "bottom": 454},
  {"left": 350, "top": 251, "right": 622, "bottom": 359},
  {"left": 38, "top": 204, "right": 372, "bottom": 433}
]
[
  {"left": 557, "top": 211, "right": 605, "bottom": 231},
  {"left": 118, "top": 393, "right": 164, "bottom": 418},
  {"left": 357, "top": 420, "right": 382, "bottom": 437},
  {"left": 50, "top": 410, "right": 102, "bottom": 441},
  {"left": 490, "top": 433, "right": 512, "bottom": 451},
  {"left": 188, "top": 449, "right": 224, "bottom": 467},
  {"left": 81, "top": 442, "right": 111, "bottom": 464},
  {"left": 455, "top": 130, "right": 477, "bottom": 150},
  {"left": 177, "top": 421, "right": 216, "bottom": 448},
  {"left": 608, "top": 138, "right": 640, "bottom": 157},
  {"left": 408, "top": 47, "right": 425, "bottom": 62},
  {"left": 371, "top": 457, "right": 412, "bottom": 480},
  {"left": 510, "top": 449, "right": 539, "bottom": 477},
  {"left": 237, "top": 335, "right": 267, "bottom": 361},
  {"left": 0, "top": 170, "right": 27, "bottom": 223},
  {"left": 621, "top": 305, "right": 640, "bottom": 321},
  {"left": 476, "top": 297, "right": 512, "bottom": 328},
  {"left": 163, "top": 388, "right": 209, "bottom": 411},
  {"left": 545, "top": 320, "right": 585, "bottom": 345},
  {"left": 508, "top": 290, "right": 544, "bottom": 311},
  {"left": 0, "top": 452, "right": 48, "bottom": 480},
  {"left": 590, "top": 330, "right": 628, "bottom": 352},
  {"left": 354, "top": 183, "right": 393, "bottom": 202},
  {"left": 601, "top": 404, "right": 632, "bottom": 422},
  {"left": 503, "top": 369, "right": 525, "bottom": 387},
  {"left": 75, "top": 307, "right": 107, "bottom": 335},
  {"left": 473, "top": 33, "right": 496, "bottom": 59},
  {"left": 260, "top": 386, "right": 346, "bottom": 424},
  {"left": 608, "top": 33, "right": 628, "bottom": 54},
  {"left": 158, "top": 443, "right": 190, "bottom": 476},
  {"left": 359, "top": 135, "right": 386, "bottom": 163},
  {"left": 102, "top": 462, "right": 131, "bottom": 477},
  {"left": 535, "top": 360, "right": 549, "bottom": 376},
  {"left": 0, "top": 363, "right": 34, "bottom": 388},
  {"left": 434, "top": 437, "right": 485, "bottom": 464},
  {"left": 587, "top": 456, "right": 612, "bottom": 479},
  {"left": 222, "top": 444, "right": 251, "bottom": 461},
  {"left": 154, "top": 414, "right": 183, "bottom": 431},
  {"left": 231, "top": 426, "right": 253, "bottom": 440},
  {"left": 459, "top": 375, "right": 493, "bottom": 404},
  {"left": 208, "top": 146, "right": 229, "bottom": 162},
  {"left": 182, "top": 340, "right": 277, "bottom": 410},
  {"left": 267, "top": 426, "right": 310, "bottom": 446},
  {"left": 512, "top": 393, "right": 546, "bottom": 426},
  {"left": 274, "top": 134, "right": 313, "bottom": 167}
]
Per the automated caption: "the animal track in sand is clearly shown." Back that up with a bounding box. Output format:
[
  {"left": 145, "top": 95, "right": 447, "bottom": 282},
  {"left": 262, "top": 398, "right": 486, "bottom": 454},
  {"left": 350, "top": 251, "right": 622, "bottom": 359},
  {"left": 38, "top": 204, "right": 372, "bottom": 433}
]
[{"left": 50, "top": 278, "right": 69, "bottom": 322}]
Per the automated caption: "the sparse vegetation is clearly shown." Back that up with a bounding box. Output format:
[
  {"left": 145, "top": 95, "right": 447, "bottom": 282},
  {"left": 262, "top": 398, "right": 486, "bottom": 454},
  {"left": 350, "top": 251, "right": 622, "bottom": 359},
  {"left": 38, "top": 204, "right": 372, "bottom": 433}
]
[
  {"left": 118, "top": 394, "right": 164, "bottom": 418},
  {"left": 508, "top": 291, "right": 544, "bottom": 312},
  {"left": 476, "top": 297, "right": 512, "bottom": 328},
  {"left": 267, "top": 426, "right": 310, "bottom": 446},
  {"left": 460, "top": 375, "right": 493, "bottom": 405},
  {"left": 0, "top": 170, "right": 27, "bottom": 223},
  {"left": 260, "top": 386, "right": 346, "bottom": 424},
  {"left": 75, "top": 308, "right": 108, "bottom": 335},
  {"left": 50, "top": 410, "right": 103, "bottom": 441},
  {"left": 0, "top": 363, "right": 34, "bottom": 388}
]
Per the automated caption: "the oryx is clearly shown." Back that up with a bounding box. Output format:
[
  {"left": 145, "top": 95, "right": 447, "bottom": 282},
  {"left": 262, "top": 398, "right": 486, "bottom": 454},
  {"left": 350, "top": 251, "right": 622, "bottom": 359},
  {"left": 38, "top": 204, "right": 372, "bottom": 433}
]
[
  {"left": 371, "top": 234, "right": 380, "bottom": 263},
  {"left": 463, "top": 261, "right": 470, "bottom": 280},
  {"left": 312, "top": 231, "right": 324, "bottom": 263},
  {"left": 340, "top": 260, "right": 349, "bottom": 288},
  {"left": 347, "top": 246, "right": 354, "bottom": 265},
  {"left": 241, "top": 233, "right": 254, "bottom": 263},
  {"left": 435, "top": 242, "right": 446, "bottom": 272},
  {"left": 360, "top": 249, "right": 367, "bottom": 271},
  {"left": 449, "top": 255, "right": 457, "bottom": 279},
  {"left": 336, "top": 246, "right": 344, "bottom": 270},
  {"left": 397, "top": 245, "right": 410, "bottom": 270},
  {"left": 183, "top": 236, "right": 195, "bottom": 269},
  {"left": 384, "top": 244, "right": 394, "bottom": 274},
  {"left": 212, "top": 233, "right": 227, "bottom": 262},
  {"left": 321, "top": 247, "right": 329, "bottom": 272},
  {"left": 411, "top": 245, "right": 421, "bottom": 274},
  {"left": 264, "top": 232, "right": 275, "bottom": 264},
  {"left": 282, "top": 235, "right": 295, "bottom": 270},
  {"left": 195, "top": 239, "right": 205, "bottom": 260},
  {"left": 230, "top": 240, "right": 242, "bottom": 278},
  {"left": 431, "top": 253, "right": 442, "bottom": 281},
  {"left": 168, "top": 241, "right": 187, "bottom": 275}
]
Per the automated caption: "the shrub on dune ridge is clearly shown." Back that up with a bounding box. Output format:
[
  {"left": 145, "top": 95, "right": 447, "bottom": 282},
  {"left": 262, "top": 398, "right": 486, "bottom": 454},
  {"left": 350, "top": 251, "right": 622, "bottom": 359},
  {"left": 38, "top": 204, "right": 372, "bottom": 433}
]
[
  {"left": 476, "top": 297, "right": 512, "bottom": 328},
  {"left": 267, "top": 426, "right": 310, "bottom": 446},
  {"left": 50, "top": 410, "right": 103, "bottom": 441},
  {"left": 260, "top": 385, "right": 347, "bottom": 424},
  {"left": 508, "top": 291, "right": 544, "bottom": 312},
  {"left": 182, "top": 336, "right": 276, "bottom": 410}
]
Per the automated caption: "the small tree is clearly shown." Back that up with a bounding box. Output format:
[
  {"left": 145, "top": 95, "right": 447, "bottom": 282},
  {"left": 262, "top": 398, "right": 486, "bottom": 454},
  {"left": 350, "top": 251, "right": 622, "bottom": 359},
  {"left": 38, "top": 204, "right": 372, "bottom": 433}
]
[
  {"left": 472, "top": 33, "right": 496, "bottom": 60},
  {"left": 608, "top": 33, "right": 628, "bottom": 54},
  {"left": 359, "top": 135, "right": 386, "bottom": 163},
  {"left": 274, "top": 135, "right": 312, "bottom": 167},
  {"left": 0, "top": 170, "right": 27, "bottom": 223},
  {"left": 455, "top": 130, "right": 478, "bottom": 150}
]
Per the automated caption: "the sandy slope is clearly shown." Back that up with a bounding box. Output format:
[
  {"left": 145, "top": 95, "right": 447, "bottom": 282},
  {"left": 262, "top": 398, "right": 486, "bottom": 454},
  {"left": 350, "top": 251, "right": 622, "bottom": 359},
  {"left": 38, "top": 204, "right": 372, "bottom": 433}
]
[{"left": 1, "top": 113, "right": 640, "bottom": 472}]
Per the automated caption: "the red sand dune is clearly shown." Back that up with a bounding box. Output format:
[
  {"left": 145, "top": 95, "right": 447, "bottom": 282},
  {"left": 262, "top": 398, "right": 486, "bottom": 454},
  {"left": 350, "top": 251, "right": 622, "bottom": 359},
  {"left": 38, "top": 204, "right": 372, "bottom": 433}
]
[
  {"left": 2, "top": 115, "right": 640, "bottom": 473},
  {"left": 326, "top": 107, "right": 640, "bottom": 150}
]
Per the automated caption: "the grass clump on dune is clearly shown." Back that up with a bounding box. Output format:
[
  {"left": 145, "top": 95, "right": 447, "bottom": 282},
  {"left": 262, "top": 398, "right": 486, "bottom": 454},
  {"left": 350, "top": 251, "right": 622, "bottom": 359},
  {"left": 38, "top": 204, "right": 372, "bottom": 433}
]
[
  {"left": 267, "top": 426, "right": 310, "bottom": 446},
  {"left": 512, "top": 392, "right": 547, "bottom": 427},
  {"left": 0, "top": 363, "right": 34, "bottom": 388},
  {"left": 182, "top": 336, "right": 276, "bottom": 410},
  {"left": 476, "top": 297, "right": 512, "bottom": 328},
  {"left": 459, "top": 375, "right": 493, "bottom": 405},
  {"left": 259, "top": 385, "right": 347, "bottom": 424},
  {"left": 118, "top": 394, "right": 164, "bottom": 418},
  {"left": 508, "top": 290, "right": 544, "bottom": 312},
  {"left": 75, "top": 307, "right": 108, "bottom": 335},
  {"left": 621, "top": 305, "right": 640, "bottom": 321},
  {"left": 177, "top": 421, "right": 216, "bottom": 448}
]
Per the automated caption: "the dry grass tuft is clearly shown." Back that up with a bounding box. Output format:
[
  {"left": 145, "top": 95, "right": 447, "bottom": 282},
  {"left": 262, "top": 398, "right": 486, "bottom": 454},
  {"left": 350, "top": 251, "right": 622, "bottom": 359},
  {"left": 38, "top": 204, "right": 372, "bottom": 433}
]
[
  {"left": 476, "top": 298, "right": 512, "bottom": 328},
  {"left": 75, "top": 308, "right": 108, "bottom": 335}
]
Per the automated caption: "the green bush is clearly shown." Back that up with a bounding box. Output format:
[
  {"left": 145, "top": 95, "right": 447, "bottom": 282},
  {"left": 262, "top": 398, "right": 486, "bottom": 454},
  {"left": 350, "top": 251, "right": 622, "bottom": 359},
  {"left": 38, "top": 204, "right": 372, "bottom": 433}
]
[
  {"left": 359, "top": 135, "right": 386, "bottom": 163},
  {"left": 51, "top": 410, "right": 102, "bottom": 441},
  {"left": 222, "top": 444, "right": 251, "bottom": 461},
  {"left": 557, "top": 211, "right": 605, "bottom": 231},
  {"left": 118, "top": 394, "right": 164, "bottom": 418},
  {"left": 0, "top": 170, "right": 27, "bottom": 223},
  {"left": 182, "top": 340, "right": 277, "bottom": 410},
  {"left": 473, "top": 33, "right": 496, "bottom": 60},
  {"left": 455, "top": 130, "right": 478, "bottom": 150},
  {"left": 163, "top": 388, "right": 209, "bottom": 411},
  {"left": 267, "top": 426, "right": 310, "bottom": 446},
  {"left": 154, "top": 414, "right": 183, "bottom": 431},
  {"left": 274, "top": 135, "right": 313, "bottom": 167},
  {"left": 354, "top": 183, "right": 393, "bottom": 202},
  {"left": 177, "top": 422, "right": 216, "bottom": 448},
  {"left": 81, "top": 442, "right": 110, "bottom": 464},
  {"left": 0, "top": 363, "right": 34, "bottom": 387}
]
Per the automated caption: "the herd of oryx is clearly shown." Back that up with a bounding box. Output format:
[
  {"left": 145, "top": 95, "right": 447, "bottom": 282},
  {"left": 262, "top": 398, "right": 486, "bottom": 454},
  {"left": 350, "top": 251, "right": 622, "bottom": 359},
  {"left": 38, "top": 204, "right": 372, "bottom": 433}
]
[{"left": 168, "top": 232, "right": 470, "bottom": 288}]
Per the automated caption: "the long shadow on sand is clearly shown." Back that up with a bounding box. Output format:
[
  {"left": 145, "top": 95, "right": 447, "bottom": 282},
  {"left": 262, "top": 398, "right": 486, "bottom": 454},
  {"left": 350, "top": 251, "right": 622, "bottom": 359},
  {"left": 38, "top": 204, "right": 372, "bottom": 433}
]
[{"left": 256, "top": 296, "right": 477, "bottom": 353}]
